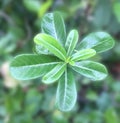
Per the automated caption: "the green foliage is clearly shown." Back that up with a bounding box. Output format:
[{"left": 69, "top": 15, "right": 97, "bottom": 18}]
[
  {"left": 41, "top": 12, "right": 66, "bottom": 46},
  {"left": 77, "top": 32, "right": 115, "bottom": 53},
  {"left": 1, "top": 0, "right": 120, "bottom": 122},
  {"left": 56, "top": 68, "right": 77, "bottom": 111},
  {"left": 65, "top": 29, "right": 78, "bottom": 56},
  {"left": 42, "top": 63, "right": 66, "bottom": 84},
  {"left": 71, "top": 49, "right": 96, "bottom": 61},
  {"left": 10, "top": 54, "right": 60, "bottom": 80},
  {"left": 34, "top": 33, "right": 67, "bottom": 60},
  {"left": 10, "top": 12, "right": 114, "bottom": 111},
  {"left": 71, "top": 61, "right": 108, "bottom": 81}
]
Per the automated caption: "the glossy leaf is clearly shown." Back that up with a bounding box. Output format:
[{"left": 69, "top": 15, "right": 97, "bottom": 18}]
[
  {"left": 77, "top": 32, "right": 115, "bottom": 53},
  {"left": 56, "top": 68, "right": 77, "bottom": 111},
  {"left": 34, "top": 33, "right": 67, "bottom": 61},
  {"left": 10, "top": 54, "right": 60, "bottom": 80},
  {"left": 42, "top": 63, "right": 66, "bottom": 84},
  {"left": 71, "top": 49, "right": 96, "bottom": 62},
  {"left": 65, "top": 29, "right": 78, "bottom": 56},
  {"left": 41, "top": 12, "right": 66, "bottom": 46},
  {"left": 72, "top": 60, "right": 108, "bottom": 81}
]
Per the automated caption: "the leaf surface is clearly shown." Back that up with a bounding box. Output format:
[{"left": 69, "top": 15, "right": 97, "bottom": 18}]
[
  {"left": 77, "top": 32, "right": 115, "bottom": 53},
  {"left": 34, "top": 45, "right": 50, "bottom": 55},
  {"left": 71, "top": 49, "right": 96, "bottom": 61},
  {"left": 56, "top": 68, "right": 77, "bottom": 111},
  {"left": 10, "top": 54, "right": 60, "bottom": 80},
  {"left": 42, "top": 63, "right": 66, "bottom": 84},
  {"left": 41, "top": 12, "right": 66, "bottom": 46},
  {"left": 34, "top": 33, "right": 67, "bottom": 61},
  {"left": 65, "top": 29, "right": 78, "bottom": 56},
  {"left": 72, "top": 60, "right": 107, "bottom": 81}
]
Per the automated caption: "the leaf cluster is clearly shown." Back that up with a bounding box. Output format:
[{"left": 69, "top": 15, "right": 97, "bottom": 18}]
[{"left": 10, "top": 12, "right": 115, "bottom": 111}]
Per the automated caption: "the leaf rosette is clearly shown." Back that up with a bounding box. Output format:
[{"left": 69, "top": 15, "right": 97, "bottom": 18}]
[{"left": 10, "top": 12, "right": 115, "bottom": 111}]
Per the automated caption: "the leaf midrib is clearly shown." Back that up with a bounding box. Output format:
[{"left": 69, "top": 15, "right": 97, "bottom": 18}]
[
  {"left": 53, "top": 13, "right": 66, "bottom": 45},
  {"left": 53, "top": 14, "right": 58, "bottom": 40},
  {"left": 63, "top": 69, "right": 67, "bottom": 108},
  {"left": 72, "top": 52, "right": 91, "bottom": 60},
  {"left": 80, "top": 37, "right": 112, "bottom": 50},
  {"left": 74, "top": 65, "right": 106, "bottom": 75},
  {"left": 12, "top": 62, "right": 61, "bottom": 68},
  {"left": 93, "top": 38, "right": 112, "bottom": 48},
  {"left": 50, "top": 63, "right": 66, "bottom": 78},
  {"left": 67, "top": 34, "right": 74, "bottom": 56}
]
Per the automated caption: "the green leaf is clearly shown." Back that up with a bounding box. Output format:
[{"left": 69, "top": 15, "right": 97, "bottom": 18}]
[
  {"left": 34, "top": 33, "right": 67, "bottom": 61},
  {"left": 42, "top": 63, "right": 66, "bottom": 84},
  {"left": 77, "top": 32, "right": 115, "bottom": 53},
  {"left": 56, "top": 68, "right": 77, "bottom": 111},
  {"left": 71, "top": 49, "right": 96, "bottom": 62},
  {"left": 41, "top": 12, "right": 66, "bottom": 46},
  {"left": 10, "top": 54, "right": 61, "bottom": 80},
  {"left": 34, "top": 45, "right": 50, "bottom": 55},
  {"left": 72, "top": 61, "right": 107, "bottom": 81},
  {"left": 65, "top": 29, "right": 78, "bottom": 56}
]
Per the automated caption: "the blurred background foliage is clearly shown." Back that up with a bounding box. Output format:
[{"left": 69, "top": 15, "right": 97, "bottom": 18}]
[{"left": 0, "top": 0, "right": 120, "bottom": 122}]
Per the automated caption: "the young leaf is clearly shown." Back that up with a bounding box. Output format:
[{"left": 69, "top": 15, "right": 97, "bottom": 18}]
[
  {"left": 65, "top": 29, "right": 78, "bottom": 56},
  {"left": 71, "top": 49, "right": 96, "bottom": 62},
  {"left": 41, "top": 12, "right": 66, "bottom": 46},
  {"left": 77, "top": 32, "right": 115, "bottom": 53},
  {"left": 72, "top": 60, "right": 108, "bottom": 81},
  {"left": 56, "top": 68, "right": 77, "bottom": 111},
  {"left": 42, "top": 63, "right": 66, "bottom": 84},
  {"left": 10, "top": 54, "right": 61, "bottom": 80},
  {"left": 34, "top": 33, "right": 67, "bottom": 61}
]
